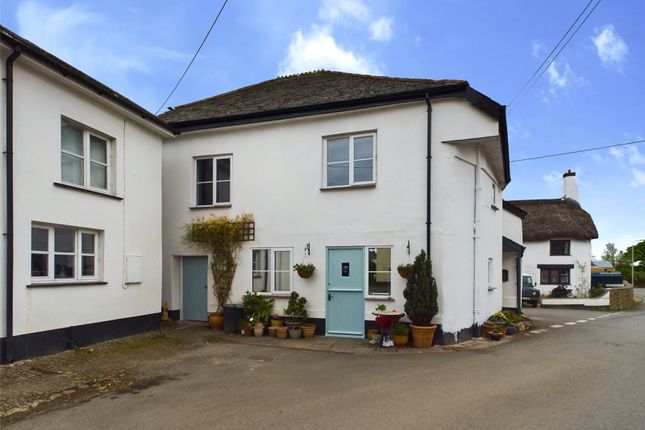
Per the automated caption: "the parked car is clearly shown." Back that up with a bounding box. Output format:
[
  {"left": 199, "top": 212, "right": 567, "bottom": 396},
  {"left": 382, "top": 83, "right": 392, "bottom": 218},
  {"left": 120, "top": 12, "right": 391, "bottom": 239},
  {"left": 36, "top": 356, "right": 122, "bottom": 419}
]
[{"left": 522, "top": 275, "right": 540, "bottom": 307}]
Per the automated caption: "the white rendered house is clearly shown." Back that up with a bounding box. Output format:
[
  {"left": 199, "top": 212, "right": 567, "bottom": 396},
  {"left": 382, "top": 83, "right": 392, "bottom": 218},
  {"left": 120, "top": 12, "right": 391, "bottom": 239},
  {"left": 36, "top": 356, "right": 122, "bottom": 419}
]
[
  {"left": 509, "top": 171, "right": 598, "bottom": 297},
  {"left": 160, "top": 71, "right": 511, "bottom": 344},
  {"left": 502, "top": 201, "right": 526, "bottom": 310},
  {"left": 1, "top": 27, "right": 174, "bottom": 362}
]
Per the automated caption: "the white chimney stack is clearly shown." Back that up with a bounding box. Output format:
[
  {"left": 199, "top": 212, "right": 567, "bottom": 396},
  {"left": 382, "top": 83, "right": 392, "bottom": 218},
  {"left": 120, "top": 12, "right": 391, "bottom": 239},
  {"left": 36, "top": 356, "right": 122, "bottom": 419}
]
[{"left": 563, "top": 170, "right": 579, "bottom": 201}]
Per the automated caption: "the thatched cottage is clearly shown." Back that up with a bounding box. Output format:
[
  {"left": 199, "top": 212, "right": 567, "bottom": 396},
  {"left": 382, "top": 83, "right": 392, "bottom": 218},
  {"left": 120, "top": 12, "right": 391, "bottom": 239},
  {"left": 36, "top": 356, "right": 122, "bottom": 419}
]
[{"left": 509, "top": 170, "right": 598, "bottom": 296}]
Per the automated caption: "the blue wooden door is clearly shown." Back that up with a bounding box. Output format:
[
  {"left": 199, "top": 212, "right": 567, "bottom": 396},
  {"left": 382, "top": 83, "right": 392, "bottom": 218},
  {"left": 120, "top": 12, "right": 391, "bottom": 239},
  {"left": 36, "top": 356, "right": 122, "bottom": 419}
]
[
  {"left": 326, "top": 248, "right": 364, "bottom": 338},
  {"left": 182, "top": 256, "right": 208, "bottom": 321}
]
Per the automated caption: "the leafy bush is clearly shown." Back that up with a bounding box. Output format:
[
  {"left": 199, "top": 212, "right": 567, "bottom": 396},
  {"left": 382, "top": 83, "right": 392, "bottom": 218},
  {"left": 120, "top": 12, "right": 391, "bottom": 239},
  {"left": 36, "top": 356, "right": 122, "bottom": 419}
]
[
  {"left": 242, "top": 291, "right": 274, "bottom": 322},
  {"left": 293, "top": 263, "right": 315, "bottom": 276},
  {"left": 488, "top": 312, "right": 510, "bottom": 324},
  {"left": 589, "top": 286, "right": 607, "bottom": 298},
  {"left": 550, "top": 285, "right": 572, "bottom": 298},
  {"left": 394, "top": 322, "right": 409, "bottom": 336},
  {"left": 403, "top": 250, "right": 439, "bottom": 326},
  {"left": 284, "top": 292, "right": 308, "bottom": 319}
]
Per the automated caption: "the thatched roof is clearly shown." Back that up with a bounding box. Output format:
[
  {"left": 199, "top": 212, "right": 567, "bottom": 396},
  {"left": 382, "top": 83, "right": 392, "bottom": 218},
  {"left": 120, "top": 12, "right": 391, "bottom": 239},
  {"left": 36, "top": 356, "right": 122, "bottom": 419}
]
[{"left": 507, "top": 198, "right": 598, "bottom": 241}]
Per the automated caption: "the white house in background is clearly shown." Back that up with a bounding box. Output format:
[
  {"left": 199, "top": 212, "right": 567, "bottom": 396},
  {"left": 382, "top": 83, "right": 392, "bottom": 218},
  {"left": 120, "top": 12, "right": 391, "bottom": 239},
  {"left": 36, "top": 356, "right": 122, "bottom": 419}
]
[
  {"left": 160, "top": 70, "right": 511, "bottom": 344},
  {"left": 1, "top": 27, "right": 174, "bottom": 363},
  {"left": 502, "top": 201, "right": 526, "bottom": 311},
  {"left": 509, "top": 171, "right": 598, "bottom": 297}
]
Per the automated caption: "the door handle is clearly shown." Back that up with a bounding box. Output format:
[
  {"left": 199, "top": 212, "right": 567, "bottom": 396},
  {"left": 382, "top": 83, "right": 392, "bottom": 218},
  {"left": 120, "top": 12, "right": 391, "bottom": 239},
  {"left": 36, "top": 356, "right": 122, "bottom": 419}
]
[{"left": 328, "top": 293, "right": 332, "bottom": 301}]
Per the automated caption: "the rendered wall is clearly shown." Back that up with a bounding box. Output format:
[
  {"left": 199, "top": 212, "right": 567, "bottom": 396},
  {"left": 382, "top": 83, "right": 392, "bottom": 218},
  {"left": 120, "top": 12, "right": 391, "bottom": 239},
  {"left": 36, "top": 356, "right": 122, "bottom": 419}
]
[
  {"left": 1, "top": 53, "right": 164, "bottom": 337},
  {"left": 502, "top": 209, "right": 523, "bottom": 308},
  {"left": 162, "top": 98, "right": 505, "bottom": 338},
  {"left": 522, "top": 239, "right": 592, "bottom": 296}
]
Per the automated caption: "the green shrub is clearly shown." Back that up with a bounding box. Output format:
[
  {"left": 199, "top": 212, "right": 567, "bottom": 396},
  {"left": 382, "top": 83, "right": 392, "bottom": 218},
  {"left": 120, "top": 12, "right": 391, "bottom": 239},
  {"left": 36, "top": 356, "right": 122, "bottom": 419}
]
[
  {"left": 589, "top": 287, "right": 607, "bottom": 298},
  {"left": 394, "top": 322, "right": 409, "bottom": 336},
  {"left": 284, "top": 291, "right": 308, "bottom": 319},
  {"left": 403, "top": 250, "right": 439, "bottom": 326},
  {"left": 242, "top": 291, "right": 274, "bottom": 322}
]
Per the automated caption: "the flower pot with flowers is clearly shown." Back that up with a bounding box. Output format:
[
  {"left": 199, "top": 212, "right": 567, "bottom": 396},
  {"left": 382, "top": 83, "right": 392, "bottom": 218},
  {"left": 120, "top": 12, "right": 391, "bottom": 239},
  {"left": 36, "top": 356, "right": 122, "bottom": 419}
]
[{"left": 293, "top": 263, "right": 316, "bottom": 279}]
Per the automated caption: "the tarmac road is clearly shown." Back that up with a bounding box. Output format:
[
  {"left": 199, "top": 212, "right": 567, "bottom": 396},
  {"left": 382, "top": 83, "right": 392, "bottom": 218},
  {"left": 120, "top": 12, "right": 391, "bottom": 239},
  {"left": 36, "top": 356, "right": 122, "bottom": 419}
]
[{"left": 9, "top": 290, "right": 645, "bottom": 430}]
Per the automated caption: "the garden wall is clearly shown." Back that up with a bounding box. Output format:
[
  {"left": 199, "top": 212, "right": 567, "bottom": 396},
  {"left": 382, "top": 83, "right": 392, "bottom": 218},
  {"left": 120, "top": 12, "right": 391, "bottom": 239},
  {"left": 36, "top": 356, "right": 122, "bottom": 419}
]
[{"left": 609, "top": 287, "right": 635, "bottom": 311}]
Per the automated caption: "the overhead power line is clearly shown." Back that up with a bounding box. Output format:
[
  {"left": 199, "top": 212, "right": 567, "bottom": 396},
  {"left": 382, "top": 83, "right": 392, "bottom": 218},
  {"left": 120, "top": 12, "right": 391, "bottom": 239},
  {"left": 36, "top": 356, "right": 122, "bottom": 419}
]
[
  {"left": 154, "top": 0, "right": 229, "bottom": 115},
  {"left": 510, "top": 139, "right": 645, "bottom": 163},
  {"left": 507, "top": 0, "right": 603, "bottom": 113}
]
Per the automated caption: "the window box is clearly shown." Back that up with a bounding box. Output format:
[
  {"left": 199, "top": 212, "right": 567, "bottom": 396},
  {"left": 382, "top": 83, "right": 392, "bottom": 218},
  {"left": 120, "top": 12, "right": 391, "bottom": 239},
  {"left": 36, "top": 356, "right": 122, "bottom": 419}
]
[{"left": 323, "top": 132, "right": 376, "bottom": 188}]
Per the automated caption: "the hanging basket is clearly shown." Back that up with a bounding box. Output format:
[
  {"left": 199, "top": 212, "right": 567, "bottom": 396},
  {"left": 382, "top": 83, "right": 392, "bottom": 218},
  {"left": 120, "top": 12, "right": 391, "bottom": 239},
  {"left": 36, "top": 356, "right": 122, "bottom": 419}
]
[
  {"left": 293, "top": 264, "right": 315, "bottom": 279},
  {"left": 397, "top": 264, "right": 413, "bottom": 279}
]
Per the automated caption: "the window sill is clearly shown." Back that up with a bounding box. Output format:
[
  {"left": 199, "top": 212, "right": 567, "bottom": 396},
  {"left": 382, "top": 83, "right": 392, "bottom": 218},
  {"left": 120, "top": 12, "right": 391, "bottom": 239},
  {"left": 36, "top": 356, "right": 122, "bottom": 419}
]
[
  {"left": 54, "top": 182, "right": 122, "bottom": 201},
  {"left": 256, "top": 292, "right": 292, "bottom": 298},
  {"left": 27, "top": 281, "right": 108, "bottom": 288},
  {"left": 189, "top": 204, "right": 232, "bottom": 210},
  {"left": 320, "top": 183, "right": 376, "bottom": 191},
  {"left": 365, "top": 296, "right": 394, "bottom": 301}
]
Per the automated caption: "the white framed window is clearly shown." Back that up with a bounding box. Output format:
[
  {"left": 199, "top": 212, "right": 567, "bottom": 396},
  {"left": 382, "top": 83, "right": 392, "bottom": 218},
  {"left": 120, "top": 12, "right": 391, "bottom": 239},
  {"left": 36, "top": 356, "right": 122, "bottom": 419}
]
[
  {"left": 251, "top": 248, "right": 292, "bottom": 293},
  {"left": 61, "top": 118, "right": 112, "bottom": 191},
  {"left": 367, "top": 247, "right": 392, "bottom": 296},
  {"left": 323, "top": 132, "right": 376, "bottom": 188},
  {"left": 195, "top": 155, "right": 231, "bottom": 206},
  {"left": 31, "top": 224, "right": 100, "bottom": 281}
]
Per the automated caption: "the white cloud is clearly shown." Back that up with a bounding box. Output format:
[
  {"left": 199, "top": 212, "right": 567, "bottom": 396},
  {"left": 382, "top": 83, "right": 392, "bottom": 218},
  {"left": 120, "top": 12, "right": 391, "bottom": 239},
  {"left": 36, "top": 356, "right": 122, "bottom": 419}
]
[
  {"left": 319, "top": 0, "right": 369, "bottom": 23},
  {"left": 532, "top": 42, "right": 545, "bottom": 58},
  {"left": 278, "top": 26, "right": 380, "bottom": 76},
  {"left": 370, "top": 17, "right": 394, "bottom": 41},
  {"left": 543, "top": 171, "right": 561, "bottom": 188},
  {"left": 592, "top": 24, "right": 628, "bottom": 68},
  {"left": 630, "top": 169, "right": 645, "bottom": 187},
  {"left": 542, "top": 60, "right": 585, "bottom": 103},
  {"left": 609, "top": 145, "right": 645, "bottom": 167}
]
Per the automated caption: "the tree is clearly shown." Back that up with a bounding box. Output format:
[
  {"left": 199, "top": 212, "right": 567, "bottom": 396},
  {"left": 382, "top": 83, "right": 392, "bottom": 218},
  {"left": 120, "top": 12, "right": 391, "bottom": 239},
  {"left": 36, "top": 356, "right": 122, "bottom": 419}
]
[
  {"left": 601, "top": 242, "right": 622, "bottom": 268},
  {"left": 403, "top": 250, "right": 439, "bottom": 326}
]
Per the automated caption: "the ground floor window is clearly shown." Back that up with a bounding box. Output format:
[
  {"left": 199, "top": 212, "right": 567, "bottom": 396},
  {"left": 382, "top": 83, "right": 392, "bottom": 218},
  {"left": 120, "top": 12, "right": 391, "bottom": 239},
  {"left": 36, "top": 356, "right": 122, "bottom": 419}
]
[
  {"left": 31, "top": 224, "right": 99, "bottom": 281},
  {"left": 252, "top": 248, "right": 292, "bottom": 293},
  {"left": 367, "top": 247, "right": 391, "bottom": 295},
  {"left": 540, "top": 268, "right": 570, "bottom": 285}
]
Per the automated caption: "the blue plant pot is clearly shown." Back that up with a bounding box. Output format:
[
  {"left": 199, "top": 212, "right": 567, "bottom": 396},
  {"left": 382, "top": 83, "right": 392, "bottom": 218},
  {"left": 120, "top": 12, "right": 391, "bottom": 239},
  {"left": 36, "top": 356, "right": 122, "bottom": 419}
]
[{"left": 506, "top": 325, "right": 516, "bottom": 336}]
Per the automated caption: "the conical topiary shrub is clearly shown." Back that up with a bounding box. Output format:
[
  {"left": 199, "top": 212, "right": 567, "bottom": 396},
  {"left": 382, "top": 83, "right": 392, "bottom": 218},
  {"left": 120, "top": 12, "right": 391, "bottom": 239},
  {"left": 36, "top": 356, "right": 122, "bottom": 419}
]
[{"left": 403, "top": 250, "right": 439, "bottom": 347}]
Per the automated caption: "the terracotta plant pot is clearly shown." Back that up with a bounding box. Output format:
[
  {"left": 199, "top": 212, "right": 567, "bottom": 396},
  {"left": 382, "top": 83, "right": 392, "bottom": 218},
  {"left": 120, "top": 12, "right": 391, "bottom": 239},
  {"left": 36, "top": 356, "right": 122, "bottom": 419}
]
[
  {"left": 268, "top": 326, "right": 277, "bottom": 337},
  {"left": 410, "top": 324, "right": 437, "bottom": 348},
  {"left": 253, "top": 323, "right": 264, "bottom": 337},
  {"left": 270, "top": 319, "right": 284, "bottom": 327},
  {"left": 367, "top": 328, "right": 379, "bottom": 341},
  {"left": 393, "top": 334, "right": 409, "bottom": 347},
  {"left": 397, "top": 266, "right": 412, "bottom": 279},
  {"left": 243, "top": 327, "right": 253, "bottom": 336},
  {"left": 276, "top": 326, "right": 288, "bottom": 339},
  {"left": 483, "top": 323, "right": 507, "bottom": 338},
  {"left": 301, "top": 324, "right": 316, "bottom": 338},
  {"left": 208, "top": 313, "right": 224, "bottom": 330},
  {"left": 297, "top": 270, "right": 313, "bottom": 279},
  {"left": 288, "top": 327, "right": 302, "bottom": 339}
]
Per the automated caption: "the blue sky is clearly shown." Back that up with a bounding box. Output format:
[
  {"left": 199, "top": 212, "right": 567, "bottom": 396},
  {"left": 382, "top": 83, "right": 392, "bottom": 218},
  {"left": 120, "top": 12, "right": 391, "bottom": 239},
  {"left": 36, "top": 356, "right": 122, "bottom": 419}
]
[{"left": 2, "top": 0, "right": 643, "bottom": 255}]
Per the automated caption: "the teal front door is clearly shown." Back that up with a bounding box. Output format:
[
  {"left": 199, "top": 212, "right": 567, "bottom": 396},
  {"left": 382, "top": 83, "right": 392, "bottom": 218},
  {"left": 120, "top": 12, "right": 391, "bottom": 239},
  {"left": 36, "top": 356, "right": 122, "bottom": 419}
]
[
  {"left": 326, "top": 248, "right": 364, "bottom": 338},
  {"left": 182, "top": 256, "right": 208, "bottom": 321}
]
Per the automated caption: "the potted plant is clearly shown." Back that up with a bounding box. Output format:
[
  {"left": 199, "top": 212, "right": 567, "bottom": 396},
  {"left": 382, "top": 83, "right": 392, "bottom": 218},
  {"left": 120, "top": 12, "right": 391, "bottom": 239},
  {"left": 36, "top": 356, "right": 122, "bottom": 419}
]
[
  {"left": 489, "top": 329, "right": 502, "bottom": 341},
  {"left": 403, "top": 250, "right": 439, "bottom": 348},
  {"left": 293, "top": 263, "right": 316, "bottom": 279},
  {"left": 397, "top": 264, "right": 413, "bottom": 279},
  {"left": 270, "top": 314, "right": 284, "bottom": 327},
  {"left": 253, "top": 321, "right": 264, "bottom": 337},
  {"left": 268, "top": 326, "right": 278, "bottom": 337},
  {"left": 393, "top": 322, "right": 410, "bottom": 347},
  {"left": 240, "top": 319, "right": 253, "bottom": 336},
  {"left": 283, "top": 292, "right": 307, "bottom": 327},
  {"left": 301, "top": 322, "right": 316, "bottom": 338},
  {"left": 242, "top": 291, "right": 274, "bottom": 327},
  {"left": 183, "top": 214, "right": 252, "bottom": 329}
]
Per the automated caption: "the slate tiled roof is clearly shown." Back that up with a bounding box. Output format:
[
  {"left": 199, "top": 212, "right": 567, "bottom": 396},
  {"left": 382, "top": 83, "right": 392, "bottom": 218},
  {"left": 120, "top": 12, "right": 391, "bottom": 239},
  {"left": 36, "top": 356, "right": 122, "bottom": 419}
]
[
  {"left": 508, "top": 198, "right": 599, "bottom": 241},
  {"left": 159, "top": 70, "right": 467, "bottom": 124}
]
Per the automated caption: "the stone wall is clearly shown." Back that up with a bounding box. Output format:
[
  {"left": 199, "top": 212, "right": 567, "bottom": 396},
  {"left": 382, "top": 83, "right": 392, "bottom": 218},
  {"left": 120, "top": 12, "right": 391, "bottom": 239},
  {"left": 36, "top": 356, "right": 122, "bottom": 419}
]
[{"left": 609, "top": 287, "right": 635, "bottom": 311}]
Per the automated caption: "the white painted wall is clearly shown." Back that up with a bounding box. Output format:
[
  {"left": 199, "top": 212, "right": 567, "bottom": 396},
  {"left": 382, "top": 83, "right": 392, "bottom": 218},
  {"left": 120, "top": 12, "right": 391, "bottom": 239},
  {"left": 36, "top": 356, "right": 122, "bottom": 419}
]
[
  {"left": 502, "top": 208, "right": 523, "bottom": 308},
  {"left": 163, "top": 97, "right": 505, "bottom": 338},
  {"left": 522, "top": 239, "right": 592, "bottom": 296},
  {"left": 0, "top": 50, "right": 166, "bottom": 337}
]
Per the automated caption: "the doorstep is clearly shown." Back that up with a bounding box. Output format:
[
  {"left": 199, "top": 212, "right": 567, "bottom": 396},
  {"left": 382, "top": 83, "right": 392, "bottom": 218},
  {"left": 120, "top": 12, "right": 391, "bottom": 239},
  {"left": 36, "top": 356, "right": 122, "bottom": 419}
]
[{"left": 210, "top": 330, "right": 512, "bottom": 355}]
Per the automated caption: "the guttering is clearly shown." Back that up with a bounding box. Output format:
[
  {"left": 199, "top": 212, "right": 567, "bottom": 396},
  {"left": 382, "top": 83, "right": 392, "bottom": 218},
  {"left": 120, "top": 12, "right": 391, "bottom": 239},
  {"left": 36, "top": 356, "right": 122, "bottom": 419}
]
[
  {"left": 3, "top": 47, "right": 21, "bottom": 364},
  {"left": 425, "top": 93, "right": 432, "bottom": 256}
]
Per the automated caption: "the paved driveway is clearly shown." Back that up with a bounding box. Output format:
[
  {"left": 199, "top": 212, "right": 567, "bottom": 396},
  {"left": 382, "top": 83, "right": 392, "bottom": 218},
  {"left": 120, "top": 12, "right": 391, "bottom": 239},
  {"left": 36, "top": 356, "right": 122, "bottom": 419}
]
[{"left": 8, "top": 291, "right": 645, "bottom": 430}]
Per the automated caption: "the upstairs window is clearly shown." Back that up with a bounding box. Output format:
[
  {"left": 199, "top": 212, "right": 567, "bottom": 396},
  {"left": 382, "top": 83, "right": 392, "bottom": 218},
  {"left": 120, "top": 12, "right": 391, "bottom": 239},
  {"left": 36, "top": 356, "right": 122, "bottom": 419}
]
[
  {"left": 31, "top": 225, "right": 99, "bottom": 281},
  {"left": 324, "top": 133, "right": 375, "bottom": 188},
  {"left": 550, "top": 240, "right": 571, "bottom": 256},
  {"left": 195, "top": 156, "right": 231, "bottom": 206},
  {"left": 61, "top": 118, "right": 111, "bottom": 191}
]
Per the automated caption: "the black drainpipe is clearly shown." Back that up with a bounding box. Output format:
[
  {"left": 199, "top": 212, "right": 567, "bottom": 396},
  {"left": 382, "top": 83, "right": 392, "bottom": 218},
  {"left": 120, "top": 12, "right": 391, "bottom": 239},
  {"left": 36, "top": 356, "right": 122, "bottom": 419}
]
[
  {"left": 425, "top": 94, "right": 432, "bottom": 256},
  {"left": 3, "top": 48, "right": 21, "bottom": 364}
]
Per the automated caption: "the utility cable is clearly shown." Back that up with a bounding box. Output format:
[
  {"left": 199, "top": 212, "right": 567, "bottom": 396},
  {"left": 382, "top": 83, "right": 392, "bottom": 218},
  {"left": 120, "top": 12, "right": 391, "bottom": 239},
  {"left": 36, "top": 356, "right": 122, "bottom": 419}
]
[
  {"left": 508, "top": 0, "right": 603, "bottom": 113},
  {"left": 154, "top": 0, "right": 229, "bottom": 115},
  {"left": 510, "top": 139, "right": 645, "bottom": 163}
]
